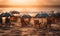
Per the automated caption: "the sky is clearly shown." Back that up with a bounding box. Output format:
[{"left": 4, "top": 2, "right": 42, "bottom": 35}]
[
  {"left": 0, "top": 0, "right": 60, "bottom": 6},
  {"left": 0, "top": 0, "right": 60, "bottom": 12}
]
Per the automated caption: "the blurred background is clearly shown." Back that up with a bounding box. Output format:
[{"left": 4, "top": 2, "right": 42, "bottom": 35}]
[{"left": 0, "top": 0, "right": 60, "bottom": 13}]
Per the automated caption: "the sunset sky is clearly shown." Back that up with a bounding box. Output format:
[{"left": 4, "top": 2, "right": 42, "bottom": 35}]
[
  {"left": 0, "top": 0, "right": 60, "bottom": 6},
  {"left": 0, "top": 0, "right": 60, "bottom": 13}
]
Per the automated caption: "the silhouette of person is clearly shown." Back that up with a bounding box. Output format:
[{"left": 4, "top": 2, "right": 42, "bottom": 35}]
[
  {"left": 21, "top": 18, "right": 31, "bottom": 27},
  {"left": 5, "top": 17, "right": 10, "bottom": 24},
  {"left": 0, "top": 16, "right": 2, "bottom": 24}
]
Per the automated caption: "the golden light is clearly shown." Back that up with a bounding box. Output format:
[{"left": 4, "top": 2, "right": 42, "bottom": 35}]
[
  {"left": 8, "top": 0, "right": 39, "bottom": 6},
  {"left": 0, "top": 0, "right": 40, "bottom": 16}
]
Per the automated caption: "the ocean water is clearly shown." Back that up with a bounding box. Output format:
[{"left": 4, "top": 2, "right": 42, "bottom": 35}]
[
  {"left": 0, "top": 7, "right": 60, "bottom": 12},
  {"left": 0, "top": 7, "right": 60, "bottom": 16}
]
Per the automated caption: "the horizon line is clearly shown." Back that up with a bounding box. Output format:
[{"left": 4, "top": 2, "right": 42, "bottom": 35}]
[{"left": 0, "top": 5, "right": 60, "bottom": 8}]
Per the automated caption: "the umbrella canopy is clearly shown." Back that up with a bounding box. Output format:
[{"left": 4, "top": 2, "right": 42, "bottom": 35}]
[
  {"left": 35, "top": 13, "right": 48, "bottom": 18},
  {"left": 55, "top": 13, "right": 60, "bottom": 18},
  {"left": 1, "top": 13, "right": 12, "bottom": 17},
  {"left": 21, "top": 15, "right": 31, "bottom": 18},
  {"left": 49, "top": 13, "right": 56, "bottom": 17},
  {"left": 10, "top": 11, "right": 20, "bottom": 14}
]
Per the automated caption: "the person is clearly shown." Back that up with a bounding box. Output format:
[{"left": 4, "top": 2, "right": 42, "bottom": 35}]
[
  {"left": 5, "top": 17, "right": 10, "bottom": 24},
  {"left": 5, "top": 17, "right": 10, "bottom": 28},
  {"left": 21, "top": 18, "right": 31, "bottom": 27},
  {"left": 0, "top": 16, "right": 2, "bottom": 28},
  {"left": 47, "top": 18, "right": 52, "bottom": 31},
  {"left": 0, "top": 16, "right": 2, "bottom": 24},
  {"left": 34, "top": 20, "right": 42, "bottom": 30}
]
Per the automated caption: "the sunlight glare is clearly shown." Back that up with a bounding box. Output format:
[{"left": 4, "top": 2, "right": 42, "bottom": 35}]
[{"left": 8, "top": 0, "right": 38, "bottom": 6}]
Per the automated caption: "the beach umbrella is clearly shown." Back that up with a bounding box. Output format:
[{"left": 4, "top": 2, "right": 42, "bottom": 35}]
[
  {"left": 35, "top": 13, "right": 48, "bottom": 18},
  {"left": 55, "top": 12, "right": 60, "bottom": 18},
  {"left": 10, "top": 11, "right": 20, "bottom": 14},
  {"left": 1, "top": 13, "right": 12, "bottom": 17},
  {"left": 21, "top": 15, "right": 31, "bottom": 18},
  {"left": 49, "top": 13, "right": 56, "bottom": 17}
]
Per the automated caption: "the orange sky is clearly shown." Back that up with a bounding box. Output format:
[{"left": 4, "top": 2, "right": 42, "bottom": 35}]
[
  {"left": 0, "top": 0, "right": 60, "bottom": 6},
  {"left": 0, "top": 0, "right": 39, "bottom": 6},
  {"left": 0, "top": 0, "right": 60, "bottom": 13}
]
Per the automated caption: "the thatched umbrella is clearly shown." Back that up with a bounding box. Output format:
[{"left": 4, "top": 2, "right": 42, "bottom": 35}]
[
  {"left": 48, "top": 13, "right": 56, "bottom": 24},
  {"left": 21, "top": 15, "right": 31, "bottom": 18},
  {"left": 21, "top": 15, "right": 32, "bottom": 27},
  {"left": 10, "top": 11, "right": 20, "bottom": 14},
  {"left": 55, "top": 12, "right": 60, "bottom": 18},
  {"left": 35, "top": 13, "right": 48, "bottom": 18},
  {"left": 1, "top": 13, "right": 12, "bottom": 17},
  {"left": 48, "top": 12, "right": 56, "bottom": 17},
  {"left": 10, "top": 11, "right": 20, "bottom": 17}
]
